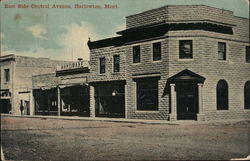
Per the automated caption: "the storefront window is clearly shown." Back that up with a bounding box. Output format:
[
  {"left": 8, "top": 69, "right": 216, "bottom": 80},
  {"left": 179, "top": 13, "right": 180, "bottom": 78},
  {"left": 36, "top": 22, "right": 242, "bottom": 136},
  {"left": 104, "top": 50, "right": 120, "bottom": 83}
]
[{"left": 136, "top": 78, "right": 158, "bottom": 110}]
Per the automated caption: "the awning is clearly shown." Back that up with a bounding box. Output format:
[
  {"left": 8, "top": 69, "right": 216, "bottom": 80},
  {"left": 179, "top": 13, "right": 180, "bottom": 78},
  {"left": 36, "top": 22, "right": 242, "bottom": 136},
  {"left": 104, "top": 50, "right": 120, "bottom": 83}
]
[
  {"left": 59, "top": 83, "right": 87, "bottom": 89},
  {"left": 132, "top": 72, "right": 161, "bottom": 80},
  {"left": 0, "top": 89, "right": 11, "bottom": 99}
]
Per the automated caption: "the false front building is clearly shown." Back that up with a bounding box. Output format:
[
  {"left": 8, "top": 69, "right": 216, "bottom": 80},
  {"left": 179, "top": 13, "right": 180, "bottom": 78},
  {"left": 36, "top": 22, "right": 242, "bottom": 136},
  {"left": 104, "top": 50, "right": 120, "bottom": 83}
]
[
  {"left": 0, "top": 55, "right": 69, "bottom": 115},
  {"left": 87, "top": 5, "right": 250, "bottom": 121},
  {"left": 32, "top": 60, "right": 90, "bottom": 116}
]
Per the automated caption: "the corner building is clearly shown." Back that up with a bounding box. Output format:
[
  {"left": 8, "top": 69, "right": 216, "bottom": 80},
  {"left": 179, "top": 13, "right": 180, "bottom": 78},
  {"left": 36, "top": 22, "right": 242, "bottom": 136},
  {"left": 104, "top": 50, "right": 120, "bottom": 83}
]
[{"left": 88, "top": 5, "right": 250, "bottom": 121}]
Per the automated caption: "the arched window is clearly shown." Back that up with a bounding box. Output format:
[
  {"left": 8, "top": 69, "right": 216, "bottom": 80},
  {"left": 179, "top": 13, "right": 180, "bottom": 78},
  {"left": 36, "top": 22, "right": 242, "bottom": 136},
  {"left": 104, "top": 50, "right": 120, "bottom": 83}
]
[
  {"left": 217, "top": 80, "right": 228, "bottom": 110},
  {"left": 244, "top": 81, "right": 250, "bottom": 109}
]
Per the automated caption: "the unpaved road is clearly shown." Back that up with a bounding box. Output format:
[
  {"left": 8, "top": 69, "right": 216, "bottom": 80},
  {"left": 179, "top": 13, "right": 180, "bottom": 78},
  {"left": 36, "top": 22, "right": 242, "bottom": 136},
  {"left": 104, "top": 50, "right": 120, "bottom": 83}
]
[{"left": 1, "top": 116, "right": 250, "bottom": 160}]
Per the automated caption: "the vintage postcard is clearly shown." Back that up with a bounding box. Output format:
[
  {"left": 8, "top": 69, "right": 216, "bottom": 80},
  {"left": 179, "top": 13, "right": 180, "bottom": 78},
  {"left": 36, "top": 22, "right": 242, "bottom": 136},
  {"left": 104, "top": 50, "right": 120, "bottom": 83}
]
[{"left": 0, "top": 0, "right": 250, "bottom": 160}]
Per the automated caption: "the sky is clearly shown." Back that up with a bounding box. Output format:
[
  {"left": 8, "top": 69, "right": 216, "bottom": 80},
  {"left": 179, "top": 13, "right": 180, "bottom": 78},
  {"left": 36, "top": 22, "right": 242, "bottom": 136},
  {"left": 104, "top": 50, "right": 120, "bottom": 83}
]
[{"left": 0, "top": 0, "right": 249, "bottom": 61}]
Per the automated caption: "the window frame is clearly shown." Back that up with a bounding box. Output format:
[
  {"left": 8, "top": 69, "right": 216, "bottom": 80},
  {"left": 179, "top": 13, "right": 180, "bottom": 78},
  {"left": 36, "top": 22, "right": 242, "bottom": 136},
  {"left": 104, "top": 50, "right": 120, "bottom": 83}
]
[
  {"left": 153, "top": 42, "right": 162, "bottom": 61},
  {"left": 136, "top": 78, "right": 159, "bottom": 111},
  {"left": 179, "top": 40, "right": 193, "bottom": 59},
  {"left": 218, "top": 42, "right": 226, "bottom": 61},
  {"left": 99, "top": 57, "right": 106, "bottom": 74},
  {"left": 216, "top": 80, "right": 229, "bottom": 110},
  {"left": 4, "top": 68, "right": 10, "bottom": 82},
  {"left": 246, "top": 46, "right": 250, "bottom": 63},
  {"left": 133, "top": 45, "right": 141, "bottom": 64},
  {"left": 113, "top": 55, "right": 120, "bottom": 73}
]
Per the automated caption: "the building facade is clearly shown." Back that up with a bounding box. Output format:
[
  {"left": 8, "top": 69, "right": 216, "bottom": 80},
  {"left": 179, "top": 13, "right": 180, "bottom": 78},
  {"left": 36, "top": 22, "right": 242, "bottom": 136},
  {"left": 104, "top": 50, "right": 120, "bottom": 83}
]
[
  {"left": 0, "top": 55, "right": 69, "bottom": 115},
  {"left": 32, "top": 60, "right": 90, "bottom": 116},
  {"left": 87, "top": 5, "right": 250, "bottom": 121}
]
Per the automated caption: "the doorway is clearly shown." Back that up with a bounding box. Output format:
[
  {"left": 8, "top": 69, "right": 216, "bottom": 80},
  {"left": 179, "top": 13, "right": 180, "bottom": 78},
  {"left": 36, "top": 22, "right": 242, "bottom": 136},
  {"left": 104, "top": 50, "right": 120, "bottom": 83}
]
[
  {"left": 0, "top": 99, "right": 11, "bottom": 113},
  {"left": 176, "top": 83, "right": 198, "bottom": 120}
]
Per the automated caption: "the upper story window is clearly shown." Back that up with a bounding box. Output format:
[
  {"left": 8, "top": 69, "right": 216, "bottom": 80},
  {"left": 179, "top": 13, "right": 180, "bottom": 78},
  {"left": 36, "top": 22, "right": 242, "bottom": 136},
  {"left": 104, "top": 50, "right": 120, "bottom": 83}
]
[
  {"left": 153, "top": 42, "right": 161, "bottom": 61},
  {"left": 99, "top": 57, "right": 106, "bottom": 74},
  {"left": 179, "top": 40, "right": 193, "bottom": 59},
  {"left": 246, "top": 46, "right": 250, "bottom": 63},
  {"left": 4, "top": 69, "right": 10, "bottom": 82},
  {"left": 218, "top": 42, "right": 226, "bottom": 60},
  {"left": 136, "top": 78, "right": 159, "bottom": 111},
  {"left": 216, "top": 80, "right": 228, "bottom": 110},
  {"left": 113, "top": 55, "right": 120, "bottom": 72},
  {"left": 133, "top": 45, "right": 140, "bottom": 63}
]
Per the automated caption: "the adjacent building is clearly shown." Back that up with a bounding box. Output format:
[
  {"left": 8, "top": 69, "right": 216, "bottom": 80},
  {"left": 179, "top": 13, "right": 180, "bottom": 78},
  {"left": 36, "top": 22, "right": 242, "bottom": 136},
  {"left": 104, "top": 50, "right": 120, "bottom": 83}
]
[
  {"left": 32, "top": 60, "right": 90, "bottom": 116},
  {"left": 0, "top": 55, "right": 69, "bottom": 115}
]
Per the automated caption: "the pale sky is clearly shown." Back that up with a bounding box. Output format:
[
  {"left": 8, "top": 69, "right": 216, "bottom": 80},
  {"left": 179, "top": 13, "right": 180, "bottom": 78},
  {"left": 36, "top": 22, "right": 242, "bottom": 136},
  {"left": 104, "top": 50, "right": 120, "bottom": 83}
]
[{"left": 0, "top": 0, "right": 249, "bottom": 61}]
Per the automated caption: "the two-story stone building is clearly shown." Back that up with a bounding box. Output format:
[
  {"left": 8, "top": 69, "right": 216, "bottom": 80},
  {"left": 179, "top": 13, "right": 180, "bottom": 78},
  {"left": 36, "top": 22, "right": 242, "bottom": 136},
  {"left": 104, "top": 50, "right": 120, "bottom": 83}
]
[{"left": 87, "top": 5, "right": 250, "bottom": 121}]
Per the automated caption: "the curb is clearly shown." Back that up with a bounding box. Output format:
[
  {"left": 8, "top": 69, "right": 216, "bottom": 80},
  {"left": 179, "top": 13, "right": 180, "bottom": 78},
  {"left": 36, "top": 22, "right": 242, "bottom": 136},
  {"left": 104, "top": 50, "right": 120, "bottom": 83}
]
[
  {"left": 1, "top": 114, "right": 180, "bottom": 125},
  {"left": 1, "top": 114, "right": 249, "bottom": 125}
]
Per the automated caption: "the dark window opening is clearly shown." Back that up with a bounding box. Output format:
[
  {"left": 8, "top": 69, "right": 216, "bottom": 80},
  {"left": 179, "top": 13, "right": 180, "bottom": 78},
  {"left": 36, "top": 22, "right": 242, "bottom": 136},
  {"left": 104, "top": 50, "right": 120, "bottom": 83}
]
[
  {"left": 136, "top": 78, "right": 158, "bottom": 111},
  {"left": 113, "top": 55, "right": 120, "bottom": 72},
  {"left": 244, "top": 81, "right": 250, "bottom": 109},
  {"left": 99, "top": 57, "right": 106, "bottom": 74},
  {"left": 217, "top": 80, "right": 228, "bottom": 110},
  {"left": 133, "top": 45, "right": 140, "bottom": 63},
  {"left": 179, "top": 40, "right": 193, "bottom": 59},
  {"left": 218, "top": 42, "right": 226, "bottom": 60},
  {"left": 246, "top": 46, "right": 250, "bottom": 63},
  {"left": 4, "top": 69, "right": 10, "bottom": 82},
  {"left": 153, "top": 42, "right": 161, "bottom": 61}
]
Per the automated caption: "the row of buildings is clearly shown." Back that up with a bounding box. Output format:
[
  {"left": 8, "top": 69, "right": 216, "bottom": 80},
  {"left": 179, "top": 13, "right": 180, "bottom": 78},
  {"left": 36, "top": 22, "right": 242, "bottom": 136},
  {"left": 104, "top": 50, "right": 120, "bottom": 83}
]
[{"left": 1, "top": 5, "right": 250, "bottom": 121}]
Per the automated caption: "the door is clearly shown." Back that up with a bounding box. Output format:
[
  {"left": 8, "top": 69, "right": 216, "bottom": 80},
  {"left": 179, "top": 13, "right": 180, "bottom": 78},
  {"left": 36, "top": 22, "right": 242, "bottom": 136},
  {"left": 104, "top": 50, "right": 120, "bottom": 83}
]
[
  {"left": 0, "top": 99, "right": 11, "bottom": 113},
  {"left": 177, "top": 83, "right": 197, "bottom": 120}
]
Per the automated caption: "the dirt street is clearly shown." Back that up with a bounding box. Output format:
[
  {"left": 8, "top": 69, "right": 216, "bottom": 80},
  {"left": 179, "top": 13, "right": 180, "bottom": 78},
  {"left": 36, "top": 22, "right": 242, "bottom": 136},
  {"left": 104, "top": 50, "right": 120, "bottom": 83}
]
[{"left": 1, "top": 116, "right": 250, "bottom": 160}]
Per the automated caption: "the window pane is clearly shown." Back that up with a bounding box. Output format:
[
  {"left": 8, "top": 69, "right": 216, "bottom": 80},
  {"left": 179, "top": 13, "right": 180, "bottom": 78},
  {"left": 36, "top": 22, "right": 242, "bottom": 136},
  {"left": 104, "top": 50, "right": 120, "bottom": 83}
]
[
  {"left": 244, "top": 81, "right": 250, "bottom": 109},
  {"left": 246, "top": 46, "right": 250, "bottom": 63},
  {"left": 133, "top": 46, "right": 140, "bottom": 63},
  {"left": 99, "top": 57, "right": 105, "bottom": 74},
  {"left": 113, "top": 55, "right": 120, "bottom": 72},
  {"left": 179, "top": 40, "right": 192, "bottom": 59},
  {"left": 153, "top": 42, "right": 161, "bottom": 61},
  {"left": 218, "top": 42, "right": 226, "bottom": 60},
  {"left": 217, "top": 80, "right": 228, "bottom": 110},
  {"left": 4, "top": 69, "right": 10, "bottom": 82},
  {"left": 137, "top": 79, "right": 158, "bottom": 110}
]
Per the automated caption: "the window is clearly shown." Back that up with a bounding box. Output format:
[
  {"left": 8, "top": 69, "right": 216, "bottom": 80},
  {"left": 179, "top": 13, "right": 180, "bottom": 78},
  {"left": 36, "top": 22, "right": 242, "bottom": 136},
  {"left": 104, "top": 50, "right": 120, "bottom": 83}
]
[
  {"left": 218, "top": 42, "right": 226, "bottom": 60},
  {"left": 179, "top": 40, "right": 193, "bottom": 59},
  {"left": 113, "top": 55, "right": 120, "bottom": 72},
  {"left": 99, "top": 57, "right": 105, "bottom": 74},
  {"left": 217, "top": 80, "right": 228, "bottom": 110},
  {"left": 136, "top": 78, "right": 158, "bottom": 111},
  {"left": 244, "top": 81, "right": 250, "bottom": 109},
  {"left": 133, "top": 45, "right": 140, "bottom": 63},
  {"left": 4, "top": 69, "right": 10, "bottom": 82},
  {"left": 153, "top": 42, "right": 161, "bottom": 61},
  {"left": 246, "top": 46, "right": 250, "bottom": 63}
]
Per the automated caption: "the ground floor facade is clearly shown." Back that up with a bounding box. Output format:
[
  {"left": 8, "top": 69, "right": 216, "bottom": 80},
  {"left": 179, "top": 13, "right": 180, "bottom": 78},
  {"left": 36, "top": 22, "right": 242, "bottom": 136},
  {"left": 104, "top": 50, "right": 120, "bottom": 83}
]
[
  {"left": 3, "top": 68, "right": 248, "bottom": 121},
  {"left": 87, "top": 69, "right": 250, "bottom": 121}
]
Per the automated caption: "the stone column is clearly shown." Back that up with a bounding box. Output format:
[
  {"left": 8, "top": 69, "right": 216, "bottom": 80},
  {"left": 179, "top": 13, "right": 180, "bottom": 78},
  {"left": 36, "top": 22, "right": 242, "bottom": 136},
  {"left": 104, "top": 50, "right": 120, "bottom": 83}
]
[
  {"left": 169, "top": 84, "right": 177, "bottom": 121},
  {"left": 89, "top": 85, "right": 95, "bottom": 117},
  {"left": 57, "top": 87, "right": 61, "bottom": 116},
  {"left": 29, "top": 91, "right": 34, "bottom": 116},
  {"left": 197, "top": 83, "right": 205, "bottom": 121},
  {"left": 124, "top": 84, "right": 128, "bottom": 119}
]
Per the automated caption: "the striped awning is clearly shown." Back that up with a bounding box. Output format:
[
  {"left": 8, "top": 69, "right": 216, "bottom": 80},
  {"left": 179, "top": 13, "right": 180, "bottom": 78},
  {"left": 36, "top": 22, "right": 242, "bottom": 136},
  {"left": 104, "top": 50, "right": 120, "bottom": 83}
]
[{"left": 0, "top": 89, "right": 11, "bottom": 99}]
